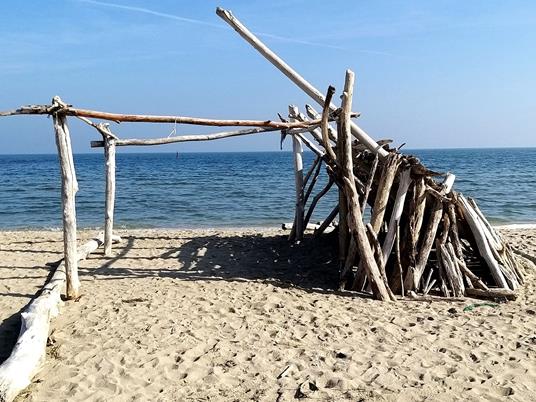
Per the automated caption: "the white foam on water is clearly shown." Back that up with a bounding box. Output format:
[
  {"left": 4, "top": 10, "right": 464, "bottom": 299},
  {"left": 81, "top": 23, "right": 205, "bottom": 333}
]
[{"left": 494, "top": 223, "right": 536, "bottom": 230}]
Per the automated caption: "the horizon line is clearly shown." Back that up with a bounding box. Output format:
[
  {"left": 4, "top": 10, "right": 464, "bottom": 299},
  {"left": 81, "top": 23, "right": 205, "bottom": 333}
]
[{"left": 1, "top": 145, "right": 535, "bottom": 156}]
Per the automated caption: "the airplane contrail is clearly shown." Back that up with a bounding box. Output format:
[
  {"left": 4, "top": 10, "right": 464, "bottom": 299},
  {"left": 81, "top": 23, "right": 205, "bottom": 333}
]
[
  {"left": 78, "top": 0, "right": 225, "bottom": 29},
  {"left": 77, "top": 0, "right": 345, "bottom": 50}
]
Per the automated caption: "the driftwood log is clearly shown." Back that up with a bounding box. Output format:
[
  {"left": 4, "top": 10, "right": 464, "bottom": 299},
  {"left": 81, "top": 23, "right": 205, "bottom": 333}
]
[
  {"left": 52, "top": 97, "right": 80, "bottom": 300},
  {"left": 0, "top": 234, "right": 121, "bottom": 402},
  {"left": 104, "top": 136, "right": 116, "bottom": 256}
]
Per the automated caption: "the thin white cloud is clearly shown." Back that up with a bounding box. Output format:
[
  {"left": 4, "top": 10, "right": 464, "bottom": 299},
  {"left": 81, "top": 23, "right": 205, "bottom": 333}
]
[
  {"left": 78, "top": 0, "right": 225, "bottom": 29},
  {"left": 76, "top": 0, "right": 353, "bottom": 51}
]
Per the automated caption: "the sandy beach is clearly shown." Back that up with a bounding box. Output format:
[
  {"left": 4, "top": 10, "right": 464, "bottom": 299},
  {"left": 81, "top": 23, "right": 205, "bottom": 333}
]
[{"left": 1, "top": 228, "right": 535, "bottom": 401}]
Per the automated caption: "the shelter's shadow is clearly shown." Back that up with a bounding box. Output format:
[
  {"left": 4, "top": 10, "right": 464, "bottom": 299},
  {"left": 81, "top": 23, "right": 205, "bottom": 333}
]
[
  {"left": 172, "top": 231, "right": 339, "bottom": 290},
  {"left": 88, "top": 231, "right": 342, "bottom": 293}
]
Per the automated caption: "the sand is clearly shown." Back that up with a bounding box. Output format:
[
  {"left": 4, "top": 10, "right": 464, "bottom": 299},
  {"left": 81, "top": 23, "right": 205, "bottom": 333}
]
[{"left": 1, "top": 228, "right": 535, "bottom": 402}]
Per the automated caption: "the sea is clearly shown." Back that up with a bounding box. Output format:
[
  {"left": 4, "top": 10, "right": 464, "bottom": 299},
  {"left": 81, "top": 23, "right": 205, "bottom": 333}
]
[{"left": 0, "top": 148, "right": 535, "bottom": 230}]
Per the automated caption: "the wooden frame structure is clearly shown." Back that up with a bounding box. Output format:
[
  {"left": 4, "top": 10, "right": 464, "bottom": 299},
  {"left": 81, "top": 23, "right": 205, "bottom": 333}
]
[{"left": 0, "top": 7, "right": 525, "bottom": 402}]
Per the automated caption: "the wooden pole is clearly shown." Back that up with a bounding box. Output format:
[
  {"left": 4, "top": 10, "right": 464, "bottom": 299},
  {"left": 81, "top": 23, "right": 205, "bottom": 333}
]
[
  {"left": 103, "top": 136, "right": 116, "bottom": 256},
  {"left": 0, "top": 233, "right": 121, "bottom": 402},
  {"left": 288, "top": 105, "right": 331, "bottom": 148},
  {"left": 52, "top": 97, "right": 80, "bottom": 300},
  {"left": 404, "top": 174, "right": 456, "bottom": 292},
  {"left": 90, "top": 124, "right": 329, "bottom": 148},
  {"left": 336, "top": 116, "right": 349, "bottom": 272},
  {"left": 1, "top": 104, "right": 331, "bottom": 129},
  {"left": 216, "top": 8, "right": 388, "bottom": 159},
  {"left": 338, "top": 70, "right": 393, "bottom": 301},
  {"left": 315, "top": 205, "right": 339, "bottom": 236},
  {"left": 304, "top": 179, "right": 334, "bottom": 229},
  {"left": 370, "top": 153, "right": 400, "bottom": 233},
  {"left": 457, "top": 194, "right": 509, "bottom": 289},
  {"left": 381, "top": 168, "right": 412, "bottom": 264},
  {"left": 321, "top": 86, "right": 338, "bottom": 163},
  {"left": 361, "top": 153, "right": 379, "bottom": 214},
  {"left": 290, "top": 124, "right": 305, "bottom": 242},
  {"left": 305, "top": 104, "right": 338, "bottom": 141}
]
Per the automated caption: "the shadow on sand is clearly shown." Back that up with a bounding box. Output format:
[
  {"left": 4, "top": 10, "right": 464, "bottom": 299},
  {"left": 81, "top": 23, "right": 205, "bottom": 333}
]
[
  {"left": 85, "top": 230, "right": 346, "bottom": 294},
  {"left": 1, "top": 230, "right": 353, "bottom": 365}
]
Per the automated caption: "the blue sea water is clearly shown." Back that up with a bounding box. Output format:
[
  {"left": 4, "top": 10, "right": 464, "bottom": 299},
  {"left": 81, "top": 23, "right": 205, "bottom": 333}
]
[{"left": 0, "top": 149, "right": 534, "bottom": 229}]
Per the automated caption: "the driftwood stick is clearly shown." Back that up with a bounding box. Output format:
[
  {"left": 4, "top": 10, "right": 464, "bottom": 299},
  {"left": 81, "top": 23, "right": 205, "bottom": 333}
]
[
  {"left": 437, "top": 241, "right": 456, "bottom": 296},
  {"left": 315, "top": 205, "right": 339, "bottom": 236},
  {"left": 287, "top": 106, "right": 326, "bottom": 158},
  {"left": 91, "top": 124, "right": 326, "bottom": 148},
  {"left": 446, "top": 202, "right": 475, "bottom": 288},
  {"left": 76, "top": 116, "right": 119, "bottom": 140},
  {"left": 303, "top": 155, "right": 321, "bottom": 188},
  {"left": 442, "top": 243, "right": 465, "bottom": 297},
  {"left": 456, "top": 259, "right": 488, "bottom": 290},
  {"left": 468, "top": 197, "right": 502, "bottom": 250},
  {"left": 381, "top": 168, "right": 412, "bottom": 264},
  {"left": 405, "top": 174, "right": 455, "bottom": 291},
  {"left": 2, "top": 102, "right": 337, "bottom": 129},
  {"left": 303, "top": 158, "right": 322, "bottom": 206},
  {"left": 103, "top": 136, "right": 116, "bottom": 256},
  {"left": 467, "top": 198, "right": 521, "bottom": 286},
  {"left": 339, "top": 70, "right": 393, "bottom": 301},
  {"left": 0, "top": 233, "right": 121, "bottom": 402},
  {"left": 423, "top": 267, "right": 434, "bottom": 296},
  {"left": 465, "top": 288, "right": 517, "bottom": 301},
  {"left": 52, "top": 99, "right": 80, "bottom": 300},
  {"left": 366, "top": 224, "right": 396, "bottom": 300},
  {"left": 361, "top": 153, "right": 379, "bottom": 214},
  {"left": 216, "top": 8, "right": 388, "bottom": 158},
  {"left": 406, "top": 202, "right": 443, "bottom": 293},
  {"left": 336, "top": 112, "right": 349, "bottom": 270},
  {"left": 370, "top": 153, "right": 400, "bottom": 232},
  {"left": 304, "top": 179, "right": 334, "bottom": 229},
  {"left": 395, "top": 222, "right": 404, "bottom": 297},
  {"left": 447, "top": 241, "right": 467, "bottom": 291},
  {"left": 321, "top": 86, "right": 338, "bottom": 163},
  {"left": 290, "top": 132, "right": 305, "bottom": 242},
  {"left": 409, "top": 177, "right": 427, "bottom": 264},
  {"left": 355, "top": 152, "right": 400, "bottom": 292},
  {"left": 305, "top": 104, "right": 338, "bottom": 142},
  {"left": 437, "top": 253, "right": 450, "bottom": 298},
  {"left": 294, "top": 133, "right": 324, "bottom": 158},
  {"left": 288, "top": 105, "right": 327, "bottom": 146},
  {"left": 457, "top": 194, "right": 509, "bottom": 289},
  {"left": 424, "top": 279, "right": 437, "bottom": 296}
]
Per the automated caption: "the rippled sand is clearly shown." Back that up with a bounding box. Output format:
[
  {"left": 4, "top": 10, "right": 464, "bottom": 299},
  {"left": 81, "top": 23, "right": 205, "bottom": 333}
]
[{"left": 1, "top": 228, "right": 535, "bottom": 401}]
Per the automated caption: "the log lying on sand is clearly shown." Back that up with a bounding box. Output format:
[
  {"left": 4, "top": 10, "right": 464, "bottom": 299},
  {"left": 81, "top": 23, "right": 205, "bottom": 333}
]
[{"left": 0, "top": 234, "right": 121, "bottom": 402}]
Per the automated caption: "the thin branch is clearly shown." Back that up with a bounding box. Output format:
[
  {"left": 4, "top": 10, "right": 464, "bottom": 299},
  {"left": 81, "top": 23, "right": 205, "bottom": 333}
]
[{"left": 90, "top": 125, "right": 319, "bottom": 147}]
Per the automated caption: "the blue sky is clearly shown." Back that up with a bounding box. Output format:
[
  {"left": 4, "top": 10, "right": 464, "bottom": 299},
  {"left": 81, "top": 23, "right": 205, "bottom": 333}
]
[{"left": 0, "top": 0, "right": 535, "bottom": 153}]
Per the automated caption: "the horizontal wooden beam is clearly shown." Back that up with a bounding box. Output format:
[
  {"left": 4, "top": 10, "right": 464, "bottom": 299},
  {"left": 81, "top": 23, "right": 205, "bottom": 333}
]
[
  {"left": 1, "top": 103, "right": 356, "bottom": 129},
  {"left": 90, "top": 125, "right": 319, "bottom": 148}
]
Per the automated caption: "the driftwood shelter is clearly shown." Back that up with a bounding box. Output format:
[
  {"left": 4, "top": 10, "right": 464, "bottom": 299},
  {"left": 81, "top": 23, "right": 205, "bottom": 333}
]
[{"left": 0, "top": 7, "right": 526, "bottom": 402}]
